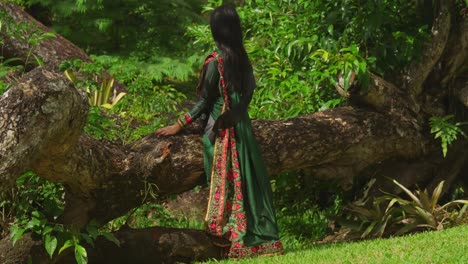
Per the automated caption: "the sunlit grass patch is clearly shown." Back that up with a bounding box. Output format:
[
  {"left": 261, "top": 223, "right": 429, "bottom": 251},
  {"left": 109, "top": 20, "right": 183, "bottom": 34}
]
[{"left": 201, "top": 225, "right": 468, "bottom": 264}]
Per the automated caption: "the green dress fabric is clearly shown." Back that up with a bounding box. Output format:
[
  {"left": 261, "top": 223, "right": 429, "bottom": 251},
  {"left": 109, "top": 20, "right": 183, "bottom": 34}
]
[{"left": 178, "top": 52, "right": 282, "bottom": 256}]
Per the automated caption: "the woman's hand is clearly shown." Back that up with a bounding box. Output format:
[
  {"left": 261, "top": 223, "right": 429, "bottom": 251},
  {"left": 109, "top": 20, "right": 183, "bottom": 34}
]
[{"left": 155, "top": 123, "right": 182, "bottom": 136}]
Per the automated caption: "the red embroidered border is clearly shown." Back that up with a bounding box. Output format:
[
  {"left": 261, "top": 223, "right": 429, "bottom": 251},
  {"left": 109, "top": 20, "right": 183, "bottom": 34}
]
[
  {"left": 229, "top": 240, "right": 284, "bottom": 258},
  {"left": 204, "top": 51, "right": 283, "bottom": 258}
]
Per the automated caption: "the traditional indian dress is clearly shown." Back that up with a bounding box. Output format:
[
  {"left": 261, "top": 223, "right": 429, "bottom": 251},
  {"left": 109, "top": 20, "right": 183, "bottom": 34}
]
[{"left": 177, "top": 51, "right": 283, "bottom": 258}]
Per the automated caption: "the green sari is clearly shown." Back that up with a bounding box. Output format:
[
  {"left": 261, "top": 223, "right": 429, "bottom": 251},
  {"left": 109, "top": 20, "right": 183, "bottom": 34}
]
[{"left": 178, "top": 52, "right": 283, "bottom": 258}]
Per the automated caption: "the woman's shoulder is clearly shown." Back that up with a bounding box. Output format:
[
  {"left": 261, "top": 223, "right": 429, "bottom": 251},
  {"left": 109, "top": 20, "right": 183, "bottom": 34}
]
[
  {"left": 203, "top": 51, "right": 221, "bottom": 68},
  {"left": 203, "top": 54, "right": 220, "bottom": 77},
  {"left": 206, "top": 50, "right": 222, "bottom": 60}
]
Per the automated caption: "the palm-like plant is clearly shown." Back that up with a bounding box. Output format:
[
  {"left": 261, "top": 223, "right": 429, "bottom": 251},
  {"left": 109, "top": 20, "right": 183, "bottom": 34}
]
[
  {"left": 386, "top": 180, "right": 468, "bottom": 235},
  {"left": 346, "top": 197, "right": 400, "bottom": 238},
  {"left": 64, "top": 69, "right": 126, "bottom": 109},
  {"left": 344, "top": 179, "right": 468, "bottom": 238}
]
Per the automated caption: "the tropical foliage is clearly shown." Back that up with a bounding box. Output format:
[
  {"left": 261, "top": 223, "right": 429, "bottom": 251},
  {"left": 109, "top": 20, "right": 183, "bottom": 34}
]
[
  {"left": 2, "top": 172, "right": 119, "bottom": 263},
  {"left": 8, "top": 0, "right": 205, "bottom": 56},
  {"left": 1, "top": 1, "right": 467, "bottom": 263},
  {"left": 344, "top": 179, "right": 468, "bottom": 238},
  {"left": 0, "top": 9, "right": 55, "bottom": 94},
  {"left": 430, "top": 115, "right": 467, "bottom": 157},
  {"left": 187, "top": 0, "right": 431, "bottom": 118}
]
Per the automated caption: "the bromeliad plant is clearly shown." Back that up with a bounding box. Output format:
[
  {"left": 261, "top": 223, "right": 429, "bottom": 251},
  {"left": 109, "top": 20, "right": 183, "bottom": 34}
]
[
  {"left": 64, "top": 65, "right": 126, "bottom": 109},
  {"left": 344, "top": 179, "right": 468, "bottom": 238},
  {"left": 385, "top": 180, "right": 468, "bottom": 234},
  {"left": 346, "top": 196, "right": 400, "bottom": 238}
]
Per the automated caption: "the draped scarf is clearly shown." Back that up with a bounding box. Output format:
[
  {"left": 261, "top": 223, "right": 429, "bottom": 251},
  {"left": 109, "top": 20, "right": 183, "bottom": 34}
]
[{"left": 203, "top": 52, "right": 283, "bottom": 258}]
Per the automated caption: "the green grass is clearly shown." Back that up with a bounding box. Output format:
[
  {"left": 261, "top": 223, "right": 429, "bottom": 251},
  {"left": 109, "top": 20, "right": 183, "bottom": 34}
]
[{"left": 201, "top": 225, "right": 468, "bottom": 264}]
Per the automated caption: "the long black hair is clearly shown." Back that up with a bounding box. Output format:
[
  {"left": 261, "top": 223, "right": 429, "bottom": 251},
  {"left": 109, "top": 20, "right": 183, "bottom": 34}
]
[{"left": 210, "top": 4, "right": 255, "bottom": 129}]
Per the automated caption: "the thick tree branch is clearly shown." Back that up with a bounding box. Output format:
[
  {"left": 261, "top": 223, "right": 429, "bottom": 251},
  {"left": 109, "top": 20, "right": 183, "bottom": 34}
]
[
  {"left": 0, "top": 3, "right": 435, "bottom": 227},
  {"left": 440, "top": 15, "right": 468, "bottom": 88},
  {"left": 0, "top": 66, "right": 434, "bottom": 225},
  {"left": 0, "top": 67, "right": 87, "bottom": 192},
  {"left": 36, "top": 107, "right": 436, "bottom": 225},
  {"left": 0, "top": 3, "right": 90, "bottom": 68},
  {"left": 402, "top": 0, "right": 453, "bottom": 98},
  {"left": 1, "top": 2, "right": 467, "bottom": 263}
]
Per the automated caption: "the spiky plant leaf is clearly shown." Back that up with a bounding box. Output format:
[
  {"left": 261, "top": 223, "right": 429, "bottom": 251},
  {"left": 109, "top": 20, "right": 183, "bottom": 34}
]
[
  {"left": 361, "top": 221, "right": 377, "bottom": 238},
  {"left": 413, "top": 206, "right": 436, "bottom": 228},
  {"left": 385, "top": 198, "right": 399, "bottom": 214},
  {"left": 431, "top": 181, "right": 445, "bottom": 210},
  {"left": 348, "top": 204, "right": 374, "bottom": 219},
  {"left": 64, "top": 69, "right": 77, "bottom": 83},
  {"left": 440, "top": 200, "right": 468, "bottom": 210},
  {"left": 392, "top": 179, "right": 423, "bottom": 208},
  {"left": 102, "top": 78, "right": 114, "bottom": 105},
  {"left": 457, "top": 204, "right": 468, "bottom": 220},
  {"left": 395, "top": 222, "right": 418, "bottom": 236},
  {"left": 418, "top": 190, "right": 432, "bottom": 212}
]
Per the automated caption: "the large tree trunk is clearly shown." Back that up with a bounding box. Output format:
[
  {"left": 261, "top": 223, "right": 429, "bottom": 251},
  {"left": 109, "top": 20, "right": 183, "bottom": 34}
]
[{"left": 1, "top": 1, "right": 467, "bottom": 263}]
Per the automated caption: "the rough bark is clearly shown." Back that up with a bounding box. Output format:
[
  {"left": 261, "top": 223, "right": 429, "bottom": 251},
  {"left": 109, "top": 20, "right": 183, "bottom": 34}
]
[
  {"left": 2, "top": 71, "right": 432, "bottom": 225},
  {"left": 89, "top": 226, "right": 227, "bottom": 264},
  {"left": 402, "top": 0, "right": 453, "bottom": 98},
  {"left": 0, "top": 67, "right": 88, "bottom": 192},
  {"left": 0, "top": 234, "right": 47, "bottom": 264},
  {"left": 0, "top": 0, "right": 467, "bottom": 263}
]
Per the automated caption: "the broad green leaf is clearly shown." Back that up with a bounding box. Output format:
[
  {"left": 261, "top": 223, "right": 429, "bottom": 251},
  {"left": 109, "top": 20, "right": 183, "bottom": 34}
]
[
  {"left": 25, "top": 218, "right": 41, "bottom": 230},
  {"left": 53, "top": 225, "right": 65, "bottom": 233},
  {"left": 59, "top": 239, "right": 74, "bottom": 254},
  {"left": 81, "top": 234, "right": 95, "bottom": 248},
  {"left": 44, "top": 235, "right": 57, "bottom": 258},
  {"left": 102, "top": 232, "right": 120, "bottom": 247},
  {"left": 42, "top": 226, "right": 53, "bottom": 235},
  {"left": 86, "top": 223, "right": 99, "bottom": 239},
  {"left": 75, "top": 245, "right": 88, "bottom": 264},
  {"left": 11, "top": 228, "right": 26, "bottom": 246},
  {"left": 344, "top": 69, "right": 353, "bottom": 91},
  {"left": 28, "top": 38, "right": 39, "bottom": 46}
]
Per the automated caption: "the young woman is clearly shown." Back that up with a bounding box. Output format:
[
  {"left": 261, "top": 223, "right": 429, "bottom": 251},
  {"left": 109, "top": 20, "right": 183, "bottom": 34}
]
[{"left": 156, "top": 4, "right": 283, "bottom": 258}]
